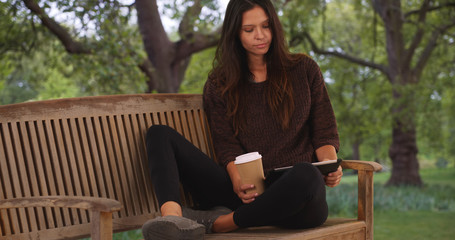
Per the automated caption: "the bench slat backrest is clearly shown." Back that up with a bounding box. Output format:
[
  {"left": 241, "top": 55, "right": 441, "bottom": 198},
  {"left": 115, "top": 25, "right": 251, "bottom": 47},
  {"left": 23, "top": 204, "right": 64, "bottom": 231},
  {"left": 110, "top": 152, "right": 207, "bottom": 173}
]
[{"left": 0, "top": 94, "right": 213, "bottom": 239}]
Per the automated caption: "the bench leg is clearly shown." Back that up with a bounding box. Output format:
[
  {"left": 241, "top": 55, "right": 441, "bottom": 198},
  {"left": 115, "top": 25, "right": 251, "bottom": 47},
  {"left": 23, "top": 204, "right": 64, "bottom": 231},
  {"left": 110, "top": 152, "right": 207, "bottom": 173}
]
[
  {"left": 91, "top": 211, "right": 113, "bottom": 240},
  {"left": 358, "top": 170, "right": 374, "bottom": 240}
]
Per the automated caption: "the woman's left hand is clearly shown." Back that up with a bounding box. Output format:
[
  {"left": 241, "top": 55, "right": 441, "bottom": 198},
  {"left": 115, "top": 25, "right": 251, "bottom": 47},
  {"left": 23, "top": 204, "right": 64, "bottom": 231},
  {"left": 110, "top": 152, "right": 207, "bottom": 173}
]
[{"left": 324, "top": 165, "right": 343, "bottom": 187}]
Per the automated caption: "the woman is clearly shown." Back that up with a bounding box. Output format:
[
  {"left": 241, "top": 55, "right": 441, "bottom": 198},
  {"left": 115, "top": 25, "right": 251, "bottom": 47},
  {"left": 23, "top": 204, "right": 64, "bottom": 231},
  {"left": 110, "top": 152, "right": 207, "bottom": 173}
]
[{"left": 142, "top": 0, "right": 342, "bottom": 239}]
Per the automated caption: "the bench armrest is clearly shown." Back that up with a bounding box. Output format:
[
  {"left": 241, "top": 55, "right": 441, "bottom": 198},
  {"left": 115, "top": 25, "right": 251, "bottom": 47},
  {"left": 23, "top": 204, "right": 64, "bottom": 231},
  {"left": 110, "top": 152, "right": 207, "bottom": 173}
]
[
  {"left": 339, "top": 160, "right": 382, "bottom": 240},
  {"left": 0, "top": 196, "right": 122, "bottom": 240},
  {"left": 341, "top": 160, "right": 382, "bottom": 172}
]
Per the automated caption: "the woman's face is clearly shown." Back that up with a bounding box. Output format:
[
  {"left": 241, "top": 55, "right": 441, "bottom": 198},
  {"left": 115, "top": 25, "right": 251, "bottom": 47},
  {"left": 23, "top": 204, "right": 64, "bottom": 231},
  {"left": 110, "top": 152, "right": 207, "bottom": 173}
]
[{"left": 239, "top": 5, "right": 272, "bottom": 60}]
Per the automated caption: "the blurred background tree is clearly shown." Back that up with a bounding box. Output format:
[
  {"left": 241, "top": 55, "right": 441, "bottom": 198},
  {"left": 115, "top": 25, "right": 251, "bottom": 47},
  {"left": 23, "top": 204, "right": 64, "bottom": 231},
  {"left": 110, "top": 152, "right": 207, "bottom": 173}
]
[
  {"left": 283, "top": 0, "right": 455, "bottom": 186},
  {"left": 1, "top": 0, "right": 454, "bottom": 187}
]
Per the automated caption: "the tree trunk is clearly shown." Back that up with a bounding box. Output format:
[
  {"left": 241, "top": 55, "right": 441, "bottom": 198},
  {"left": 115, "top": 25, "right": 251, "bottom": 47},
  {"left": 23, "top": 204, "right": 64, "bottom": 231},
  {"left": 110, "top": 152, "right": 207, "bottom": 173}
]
[
  {"left": 352, "top": 141, "right": 361, "bottom": 160},
  {"left": 388, "top": 120, "right": 422, "bottom": 186},
  {"left": 387, "top": 87, "right": 422, "bottom": 186},
  {"left": 135, "top": 0, "right": 219, "bottom": 93},
  {"left": 377, "top": 0, "right": 423, "bottom": 186},
  {"left": 136, "top": 0, "right": 173, "bottom": 92},
  {"left": 145, "top": 57, "right": 191, "bottom": 93}
]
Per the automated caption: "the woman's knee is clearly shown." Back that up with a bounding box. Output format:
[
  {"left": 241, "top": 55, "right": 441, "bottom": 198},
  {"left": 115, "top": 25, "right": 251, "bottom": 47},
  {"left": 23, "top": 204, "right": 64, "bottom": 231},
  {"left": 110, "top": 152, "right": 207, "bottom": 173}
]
[
  {"left": 284, "top": 208, "right": 327, "bottom": 229},
  {"left": 286, "top": 163, "right": 325, "bottom": 192},
  {"left": 146, "top": 125, "right": 175, "bottom": 143}
]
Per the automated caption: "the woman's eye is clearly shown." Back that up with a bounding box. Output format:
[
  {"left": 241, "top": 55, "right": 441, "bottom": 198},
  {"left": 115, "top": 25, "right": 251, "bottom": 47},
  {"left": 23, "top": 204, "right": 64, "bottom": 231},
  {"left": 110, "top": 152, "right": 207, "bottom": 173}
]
[
  {"left": 244, "top": 29, "right": 253, "bottom": 33},
  {"left": 263, "top": 24, "right": 270, "bottom": 28}
]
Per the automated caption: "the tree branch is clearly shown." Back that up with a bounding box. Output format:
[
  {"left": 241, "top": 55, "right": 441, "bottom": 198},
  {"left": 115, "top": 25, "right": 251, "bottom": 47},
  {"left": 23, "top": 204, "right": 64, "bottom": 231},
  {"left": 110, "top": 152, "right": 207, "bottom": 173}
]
[
  {"left": 372, "top": 0, "right": 405, "bottom": 80},
  {"left": 405, "top": 2, "right": 455, "bottom": 18},
  {"left": 174, "top": 0, "right": 221, "bottom": 62},
  {"left": 178, "top": 0, "right": 202, "bottom": 38},
  {"left": 136, "top": 0, "right": 172, "bottom": 66},
  {"left": 403, "top": 0, "right": 430, "bottom": 69},
  {"left": 301, "top": 31, "right": 390, "bottom": 77},
  {"left": 22, "top": 0, "right": 91, "bottom": 54},
  {"left": 138, "top": 59, "right": 156, "bottom": 93},
  {"left": 372, "top": 0, "right": 389, "bottom": 22},
  {"left": 414, "top": 20, "right": 455, "bottom": 79},
  {"left": 173, "top": 29, "right": 221, "bottom": 63}
]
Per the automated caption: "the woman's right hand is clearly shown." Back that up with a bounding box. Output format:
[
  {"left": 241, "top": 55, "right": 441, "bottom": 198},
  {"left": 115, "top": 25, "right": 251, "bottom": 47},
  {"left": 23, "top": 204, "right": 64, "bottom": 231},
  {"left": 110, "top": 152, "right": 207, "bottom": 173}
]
[
  {"left": 233, "top": 180, "right": 258, "bottom": 204},
  {"left": 227, "top": 162, "right": 258, "bottom": 204}
]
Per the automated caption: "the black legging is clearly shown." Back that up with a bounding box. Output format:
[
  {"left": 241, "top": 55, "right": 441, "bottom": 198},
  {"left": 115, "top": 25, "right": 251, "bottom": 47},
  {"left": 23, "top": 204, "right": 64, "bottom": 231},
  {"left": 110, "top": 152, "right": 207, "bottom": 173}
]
[{"left": 146, "top": 125, "right": 328, "bottom": 229}]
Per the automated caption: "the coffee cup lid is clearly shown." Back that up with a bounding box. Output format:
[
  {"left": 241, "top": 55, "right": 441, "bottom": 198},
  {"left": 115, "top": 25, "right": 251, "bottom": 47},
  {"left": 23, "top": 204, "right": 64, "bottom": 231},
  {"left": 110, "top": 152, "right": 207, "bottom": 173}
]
[{"left": 234, "top": 152, "right": 262, "bottom": 164}]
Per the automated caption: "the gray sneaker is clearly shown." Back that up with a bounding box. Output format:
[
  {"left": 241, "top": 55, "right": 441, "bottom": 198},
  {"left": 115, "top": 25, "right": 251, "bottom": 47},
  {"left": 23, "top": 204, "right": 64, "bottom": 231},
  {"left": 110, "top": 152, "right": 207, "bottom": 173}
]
[
  {"left": 142, "top": 215, "right": 205, "bottom": 240},
  {"left": 182, "top": 206, "right": 232, "bottom": 233}
]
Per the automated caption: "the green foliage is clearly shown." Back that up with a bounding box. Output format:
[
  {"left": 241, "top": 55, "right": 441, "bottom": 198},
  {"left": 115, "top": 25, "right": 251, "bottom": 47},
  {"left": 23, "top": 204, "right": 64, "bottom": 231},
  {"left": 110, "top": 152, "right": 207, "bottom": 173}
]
[
  {"left": 0, "top": 58, "right": 13, "bottom": 102},
  {"left": 1, "top": 1, "right": 39, "bottom": 54},
  {"left": 415, "top": 34, "right": 455, "bottom": 164},
  {"left": 179, "top": 47, "right": 215, "bottom": 94},
  {"left": 321, "top": 59, "right": 393, "bottom": 163},
  {"left": 160, "top": 0, "right": 223, "bottom": 34},
  {"left": 374, "top": 184, "right": 455, "bottom": 212},
  {"left": 67, "top": 41, "right": 148, "bottom": 96},
  {"left": 0, "top": 0, "right": 148, "bottom": 103},
  {"left": 0, "top": 31, "right": 147, "bottom": 104}
]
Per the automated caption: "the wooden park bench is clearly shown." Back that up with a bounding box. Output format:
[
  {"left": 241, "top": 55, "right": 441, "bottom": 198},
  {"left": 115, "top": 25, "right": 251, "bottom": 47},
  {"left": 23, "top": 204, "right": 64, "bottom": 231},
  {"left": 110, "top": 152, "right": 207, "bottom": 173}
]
[{"left": 0, "top": 94, "right": 382, "bottom": 240}]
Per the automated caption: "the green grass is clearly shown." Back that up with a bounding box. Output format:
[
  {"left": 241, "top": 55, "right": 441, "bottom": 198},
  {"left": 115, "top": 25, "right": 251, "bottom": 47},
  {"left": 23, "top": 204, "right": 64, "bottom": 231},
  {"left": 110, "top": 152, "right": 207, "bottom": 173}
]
[
  {"left": 374, "top": 211, "right": 455, "bottom": 240},
  {"left": 113, "top": 229, "right": 142, "bottom": 240}
]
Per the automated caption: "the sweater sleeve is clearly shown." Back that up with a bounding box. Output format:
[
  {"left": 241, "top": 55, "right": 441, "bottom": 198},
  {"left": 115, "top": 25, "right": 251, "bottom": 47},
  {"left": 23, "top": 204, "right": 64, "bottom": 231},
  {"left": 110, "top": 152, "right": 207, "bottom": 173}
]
[
  {"left": 307, "top": 59, "right": 340, "bottom": 152},
  {"left": 203, "top": 78, "right": 245, "bottom": 168}
]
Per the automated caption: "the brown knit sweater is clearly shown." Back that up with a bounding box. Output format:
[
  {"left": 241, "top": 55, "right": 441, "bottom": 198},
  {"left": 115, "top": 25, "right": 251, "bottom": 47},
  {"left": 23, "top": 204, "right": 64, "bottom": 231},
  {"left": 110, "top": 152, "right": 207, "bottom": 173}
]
[{"left": 203, "top": 55, "right": 339, "bottom": 173}]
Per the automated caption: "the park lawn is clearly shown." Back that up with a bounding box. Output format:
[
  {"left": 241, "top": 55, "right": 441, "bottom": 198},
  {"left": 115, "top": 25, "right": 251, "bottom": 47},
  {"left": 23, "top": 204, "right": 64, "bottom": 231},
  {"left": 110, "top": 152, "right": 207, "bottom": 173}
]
[
  {"left": 374, "top": 211, "right": 455, "bottom": 240},
  {"left": 372, "top": 168, "right": 455, "bottom": 240}
]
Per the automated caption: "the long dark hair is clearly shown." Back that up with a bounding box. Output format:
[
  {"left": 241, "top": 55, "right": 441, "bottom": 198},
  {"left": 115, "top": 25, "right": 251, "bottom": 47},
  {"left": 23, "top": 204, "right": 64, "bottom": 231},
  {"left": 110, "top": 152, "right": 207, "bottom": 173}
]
[{"left": 210, "top": 0, "right": 301, "bottom": 135}]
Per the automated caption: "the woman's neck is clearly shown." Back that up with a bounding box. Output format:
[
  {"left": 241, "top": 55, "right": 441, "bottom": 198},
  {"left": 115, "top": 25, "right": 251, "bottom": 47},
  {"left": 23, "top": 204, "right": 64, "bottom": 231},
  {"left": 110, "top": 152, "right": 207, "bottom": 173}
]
[{"left": 248, "top": 55, "right": 267, "bottom": 83}]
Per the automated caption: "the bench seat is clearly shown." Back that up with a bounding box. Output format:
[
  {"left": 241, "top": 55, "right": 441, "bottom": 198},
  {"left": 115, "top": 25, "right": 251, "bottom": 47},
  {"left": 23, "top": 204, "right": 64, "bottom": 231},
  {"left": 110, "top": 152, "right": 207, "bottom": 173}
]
[{"left": 207, "top": 218, "right": 366, "bottom": 239}]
